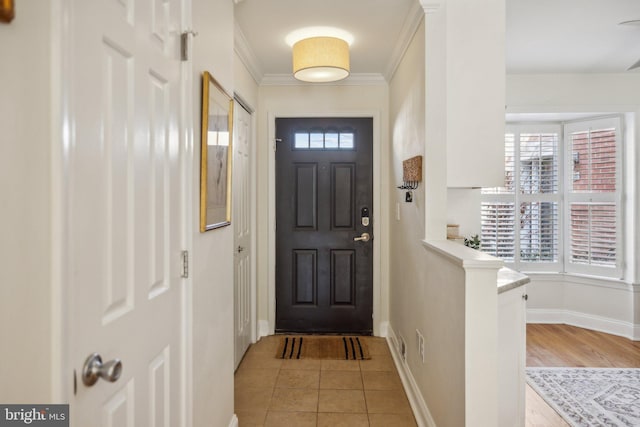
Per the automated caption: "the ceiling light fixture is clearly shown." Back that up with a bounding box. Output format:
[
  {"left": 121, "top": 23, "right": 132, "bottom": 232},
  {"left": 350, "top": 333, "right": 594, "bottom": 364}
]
[{"left": 292, "top": 36, "right": 350, "bottom": 83}]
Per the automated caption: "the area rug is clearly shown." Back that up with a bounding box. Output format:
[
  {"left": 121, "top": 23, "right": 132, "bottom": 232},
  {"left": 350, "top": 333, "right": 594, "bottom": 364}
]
[
  {"left": 526, "top": 367, "right": 640, "bottom": 427},
  {"left": 276, "top": 336, "right": 370, "bottom": 360}
]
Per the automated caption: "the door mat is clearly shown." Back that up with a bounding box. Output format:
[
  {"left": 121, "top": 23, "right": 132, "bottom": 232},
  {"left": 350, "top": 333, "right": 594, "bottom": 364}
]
[
  {"left": 526, "top": 367, "right": 640, "bottom": 427},
  {"left": 276, "top": 336, "right": 371, "bottom": 360}
]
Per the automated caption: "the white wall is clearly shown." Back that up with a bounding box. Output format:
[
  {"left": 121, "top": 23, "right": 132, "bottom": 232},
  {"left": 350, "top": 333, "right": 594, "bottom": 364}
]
[
  {"left": 0, "top": 2, "right": 53, "bottom": 403},
  {"left": 191, "top": 0, "right": 236, "bottom": 425},
  {"left": 445, "top": 0, "right": 505, "bottom": 188},
  {"left": 506, "top": 73, "right": 640, "bottom": 339},
  {"left": 255, "top": 83, "right": 390, "bottom": 335},
  {"left": 234, "top": 51, "right": 259, "bottom": 110}
]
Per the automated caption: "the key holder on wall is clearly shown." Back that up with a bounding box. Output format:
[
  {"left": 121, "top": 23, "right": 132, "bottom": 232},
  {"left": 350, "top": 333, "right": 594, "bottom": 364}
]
[{"left": 397, "top": 155, "right": 422, "bottom": 202}]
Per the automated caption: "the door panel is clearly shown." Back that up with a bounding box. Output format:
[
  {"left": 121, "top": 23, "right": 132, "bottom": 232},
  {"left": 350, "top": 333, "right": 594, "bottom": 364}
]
[
  {"left": 276, "top": 118, "right": 373, "bottom": 334},
  {"left": 294, "top": 164, "right": 318, "bottom": 229},
  {"left": 67, "top": 0, "right": 184, "bottom": 425},
  {"left": 234, "top": 102, "right": 253, "bottom": 369}
]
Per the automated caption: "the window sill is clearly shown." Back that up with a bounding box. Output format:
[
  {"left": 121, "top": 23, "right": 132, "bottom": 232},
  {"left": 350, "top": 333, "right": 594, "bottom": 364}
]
[{"left": 518, "top": 271, "right": 633, "bottom": 290}]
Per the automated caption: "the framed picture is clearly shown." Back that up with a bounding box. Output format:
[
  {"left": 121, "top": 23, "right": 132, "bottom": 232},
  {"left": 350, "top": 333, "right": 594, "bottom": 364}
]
[
  {"left": 0, "top": 0, "right": 15, "bottom": 23},
  {"left": 200, "top": 71, "right": 234, "bottom": 232}
]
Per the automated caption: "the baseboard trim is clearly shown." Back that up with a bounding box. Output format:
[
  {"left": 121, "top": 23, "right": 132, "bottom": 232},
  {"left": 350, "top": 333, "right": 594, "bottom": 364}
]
[
  {"left": 386, "top": 324, "right": 437, "bottom": 427},
  {"left": 378, "top": 321, "right": 389, "bottom": 338},
  {"left": 228, "top": 414, "right": 238, "bottom": 427},
  {"left": 257, "top": 320, "right": 270, "bottom": 340},
  {"left": 527, "top": 308, "right": 638, "bottom": 340}
]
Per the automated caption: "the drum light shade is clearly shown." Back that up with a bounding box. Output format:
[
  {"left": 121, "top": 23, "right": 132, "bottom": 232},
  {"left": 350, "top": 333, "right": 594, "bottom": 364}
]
[{"left": 292, "top": 36, "right": 350, "bottom": 83}]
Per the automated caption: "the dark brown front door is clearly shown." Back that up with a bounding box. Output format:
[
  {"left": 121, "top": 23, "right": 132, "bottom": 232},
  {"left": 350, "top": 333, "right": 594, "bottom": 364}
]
[{"left": 275, "top": 117, "right": 373, "bottom": 334}]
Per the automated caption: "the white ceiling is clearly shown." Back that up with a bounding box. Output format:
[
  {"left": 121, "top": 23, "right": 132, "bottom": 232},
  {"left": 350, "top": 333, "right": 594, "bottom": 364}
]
[
  {"left": 234, "top": 0, "right": 640, "bottom": 82},
  {"left": 507, "top": 0, "right": 640, "bottom": 73}
]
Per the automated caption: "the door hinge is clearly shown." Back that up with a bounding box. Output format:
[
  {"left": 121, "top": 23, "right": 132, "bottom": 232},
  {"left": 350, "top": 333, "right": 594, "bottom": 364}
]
[
  {"left": 274, "top": 138, "right": 282, "bottom": 152},
  {"left": 180, "top": 30, "right": 198, "bottom": 61},
  {"left": 181, "top": 250, "right": 189, "bottom": 278}
]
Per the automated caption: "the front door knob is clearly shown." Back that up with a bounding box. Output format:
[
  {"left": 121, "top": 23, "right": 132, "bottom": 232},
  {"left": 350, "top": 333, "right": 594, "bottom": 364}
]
[
  {"left": 82, "top": 353, "right": 122, "bottom": 386},
  {"left": 353, "top": 232, "right": 371, "bottom": 242}
]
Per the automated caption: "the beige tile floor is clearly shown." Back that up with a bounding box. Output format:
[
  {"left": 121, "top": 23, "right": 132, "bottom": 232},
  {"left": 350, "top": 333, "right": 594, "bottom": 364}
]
[{"left": 235, "top": 335, "right": 418, "bottom": 427}]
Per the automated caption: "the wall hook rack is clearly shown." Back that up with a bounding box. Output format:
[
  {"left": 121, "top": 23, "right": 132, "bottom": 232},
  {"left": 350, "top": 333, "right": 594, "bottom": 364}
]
[
  {"left": 397, "top": 155, "right": 423, "bottom": 202},
  {"left": 397, "top": 181, "right": 419, "bottom": 190}
]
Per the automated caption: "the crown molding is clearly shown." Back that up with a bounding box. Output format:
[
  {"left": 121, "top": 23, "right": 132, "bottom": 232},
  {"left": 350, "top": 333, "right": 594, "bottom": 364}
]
[
  {"left": 419, "top": 1, "right": 442, "bottom": 14},
  {"left": 261, "top": 73, "right": 387, "bottom": 86},
  {"left": 234, "top": 22, "right": 264, "bottom": 85},
  {"left": 384, "top": 0, "right": 439, "bottom": 81}
]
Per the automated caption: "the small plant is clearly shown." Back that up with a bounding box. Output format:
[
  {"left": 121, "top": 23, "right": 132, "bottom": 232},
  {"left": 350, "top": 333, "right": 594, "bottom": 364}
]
[{"left": 464, "top": 234, "right": 481, "bottom": 250}]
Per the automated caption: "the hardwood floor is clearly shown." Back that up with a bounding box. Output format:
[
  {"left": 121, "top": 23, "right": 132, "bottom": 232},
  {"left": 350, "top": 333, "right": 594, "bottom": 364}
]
[
  {"left": 525, "top": 324, "right": 640, "bottom": 427},
  {"left": 527, "top": 323, "right": 640, "bottom": 368}
]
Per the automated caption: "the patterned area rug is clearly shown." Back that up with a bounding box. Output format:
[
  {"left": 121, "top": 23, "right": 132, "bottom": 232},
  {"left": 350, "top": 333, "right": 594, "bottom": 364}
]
[
  {"left": 276, "top": 336, "right": 370, "bottom": 360},
  {"left": 526, "top": 367, "right": 640, "bottom": 427}
]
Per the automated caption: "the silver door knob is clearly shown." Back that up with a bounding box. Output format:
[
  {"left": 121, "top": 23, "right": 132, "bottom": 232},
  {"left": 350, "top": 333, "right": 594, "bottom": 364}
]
[
  {"left": 353, "top": 232, "right": 371, "bottom": 242},
  {"left": 82, "top": 353, "right": 122, "bottom": 386}
]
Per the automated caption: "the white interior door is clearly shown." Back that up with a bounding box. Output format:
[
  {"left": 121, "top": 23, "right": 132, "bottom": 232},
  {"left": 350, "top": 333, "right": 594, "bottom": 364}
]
[
  {"left": 233, "top": 101, "right": 253, "bottom": 369},
  {"left": 66, "top": 0, "right": 186, "bottom": 425}
]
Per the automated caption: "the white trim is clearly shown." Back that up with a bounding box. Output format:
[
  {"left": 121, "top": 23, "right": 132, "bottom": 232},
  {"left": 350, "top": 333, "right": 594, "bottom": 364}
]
[
  {"left": 181, "top": 0, "right": 194, "bottom": 423},
  {"left": 386, "top": 324, "right": 437, "bottom": 427},
  {"left": 527, "top": 308, "right": 638, "bottom": 340},
  {"left": 257, "top": 320, "right": 270, "bottom": 340},
  {"left": 228, "top": 414, "right": 239, "bottom": 427},
  {"left": 267, "top": 110, "right": 385, "bottom": 336},
  {"left": 378, "top": 321, "right": 389, "bottom": 338},
  {"left": 526, "top": 271, "right": 632, "bottom": 291},
  {"left": 233, "top": 22, "right": 263, "bottom": 85},
  {"left": 384, "top": 0, "right": 425, "bottom": 81},
  {"left": 423, "top": 239, "right": 504, "bottom": 269},
  {"left": 50, "top": 0, "right": 69, "bottom": 403}
]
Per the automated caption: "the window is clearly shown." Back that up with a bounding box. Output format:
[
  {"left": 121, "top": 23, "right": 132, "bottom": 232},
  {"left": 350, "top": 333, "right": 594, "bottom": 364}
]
[
  {"left": 481, "top": 117, "right": 622, "bottom": 278},
  {"left": 482, "top": 125, "right": 560, "bottom": 270},
  {"left": 294, "top": 129, "right": 355, "bottom": 150},
  {"left": 565, "top": 117, "right": 621, "bottom": 277}
]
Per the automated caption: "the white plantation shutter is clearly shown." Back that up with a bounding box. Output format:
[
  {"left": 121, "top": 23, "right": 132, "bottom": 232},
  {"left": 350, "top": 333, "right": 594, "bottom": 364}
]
[
  {"left": 565, "top": 117, "right": 621, "bottom": 277},
  {"left": 518, "top": 132, "right": 560, "bottom": 266},
  {"left": 519, "top": 133, "right": 558, "bottom": 194},
  {"left": 482, "top": 126, "right": 560, "bottom": 270},
  {"left": 481, "top": 134, "right": 515, "bottom": 259},
  {"left": 481, "top": 202, "right": 515, "bottom": 260},
  {"left": 569, "top": 203, "right": 617, "bottom": 266},
  {"left": 519, "top": 201, "right": 559, "bottom": 262}
]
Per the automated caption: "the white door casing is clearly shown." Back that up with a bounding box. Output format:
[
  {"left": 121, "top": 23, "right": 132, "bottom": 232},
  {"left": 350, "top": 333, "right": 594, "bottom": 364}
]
[
  {"left": 265, "top": 111, "right": 384, "bottom": 337},
  {"left": 66, "top": 1, "right": 186, "bottom": 425},
  {"left": 233, "top": 101, "right": 253, "bottom": 369}
]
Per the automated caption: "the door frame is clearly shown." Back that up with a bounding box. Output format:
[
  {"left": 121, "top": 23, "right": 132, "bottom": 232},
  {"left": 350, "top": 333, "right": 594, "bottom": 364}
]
[
  {"left": 51, "top": 2, "right": 194, "bottom": 424},
  {"left": 266, "top": 110, "right": 385, "bottom": 337}
]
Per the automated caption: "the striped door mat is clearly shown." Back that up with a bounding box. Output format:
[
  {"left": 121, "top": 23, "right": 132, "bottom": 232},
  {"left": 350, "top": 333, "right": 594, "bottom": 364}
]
[{"left": 276, "top": 336, "right": 370, "bottom": 360}]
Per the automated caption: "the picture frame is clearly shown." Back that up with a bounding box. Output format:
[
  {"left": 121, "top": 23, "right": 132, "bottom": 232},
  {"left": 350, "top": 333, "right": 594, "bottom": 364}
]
[
  {"left": 0, "top": 0, "right": 15, "bottom": 23},
  {"left": 200, "top": 71, "right": 234, "bottom": 232}
]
